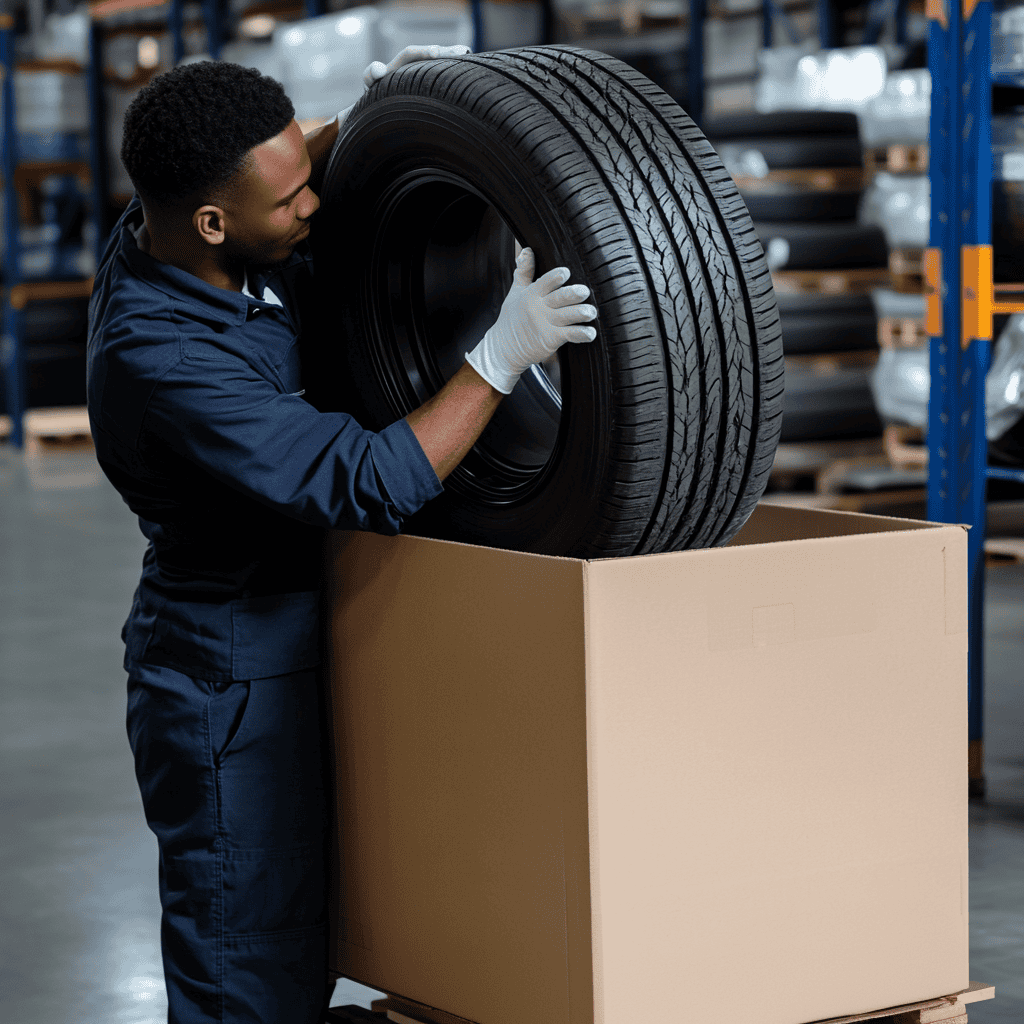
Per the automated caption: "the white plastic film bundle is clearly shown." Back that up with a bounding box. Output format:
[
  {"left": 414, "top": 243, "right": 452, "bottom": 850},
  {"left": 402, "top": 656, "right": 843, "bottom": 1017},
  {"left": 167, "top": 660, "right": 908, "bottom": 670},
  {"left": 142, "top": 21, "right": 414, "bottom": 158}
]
[
  {"left": 858, "top": 68, "right": 931, "bottom": 146},
  {"left": 755, "top": 44, "right": 888, "bottom": 113},
  {"left": 859, "top": 172, "right": 930, "bottom": 247},
  {"left": 992, "top": 1, "right": 1024, "bottom": 80},
  {"left": 869, "top": 314, "right": 1024, "bottom": 439}
]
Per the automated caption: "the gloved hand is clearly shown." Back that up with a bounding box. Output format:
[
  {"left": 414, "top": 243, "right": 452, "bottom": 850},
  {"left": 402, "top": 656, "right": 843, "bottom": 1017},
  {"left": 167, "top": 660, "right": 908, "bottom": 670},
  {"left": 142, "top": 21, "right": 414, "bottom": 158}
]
[
  {"left": 466, "top": 248, "right": 598, "bottom": 395},
  {"left": 336, "top": 45, "right": 473, "bottom": 132},
  {"left": 363, "top": 44, "right": 473, "bottom": 90}
]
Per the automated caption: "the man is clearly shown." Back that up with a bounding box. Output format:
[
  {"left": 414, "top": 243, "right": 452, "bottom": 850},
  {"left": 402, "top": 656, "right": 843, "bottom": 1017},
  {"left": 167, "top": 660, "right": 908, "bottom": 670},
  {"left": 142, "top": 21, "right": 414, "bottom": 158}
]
[{"left": 86, "top": 46, "right": 597, "bottom": 1024}]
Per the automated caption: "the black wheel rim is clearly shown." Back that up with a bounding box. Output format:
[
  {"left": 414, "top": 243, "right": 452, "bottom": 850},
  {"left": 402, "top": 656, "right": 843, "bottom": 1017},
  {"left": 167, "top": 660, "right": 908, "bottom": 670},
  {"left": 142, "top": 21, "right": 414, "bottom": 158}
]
[{"left": 364, "top": 168, "right": 565, "bottom": 504}]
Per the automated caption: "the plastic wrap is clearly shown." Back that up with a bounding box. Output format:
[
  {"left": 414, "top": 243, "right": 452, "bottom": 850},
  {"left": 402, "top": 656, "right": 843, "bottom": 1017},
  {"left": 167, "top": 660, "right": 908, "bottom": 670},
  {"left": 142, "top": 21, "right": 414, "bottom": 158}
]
[
  {"left": 755, "top": 44, "right": 888, "bottom": 113},
  {"left": 377, "top": 0, "right": 474, "bottom": 58},
  {"left": 32, "top": 12, "right": 91, "bottom": 64},
  {"left": 987, "top": 315, "right": 1024, "bottom": 439},
  {"left": 266, "top": 3, "right": 473, "bottom": 122},
  {"left": 871, "top": 288, "right": 927, "bottom": 320},
  {"left": 272, "top": 8, "right": 381, "bottom": 121},
  {"left": 857, "top": 68, "right": 931, "bottom": 146},
  {"left": 992, "top": 1, "right": 1024, "bottom": 80},
  {"left": 870, "top": 348, "right": 930, "bottom": 427},
  {"left": 12, "top": 70, "right": 89, "bottom": 133},
  {"left": 858, "top": 172, "right": 929, "bottom": 248},
  {"left": 869, "top": 315, "right": 1024, "bottom": 439},
  {"left": 992, "top": 113, "right": 1024, "bottom": 181}
]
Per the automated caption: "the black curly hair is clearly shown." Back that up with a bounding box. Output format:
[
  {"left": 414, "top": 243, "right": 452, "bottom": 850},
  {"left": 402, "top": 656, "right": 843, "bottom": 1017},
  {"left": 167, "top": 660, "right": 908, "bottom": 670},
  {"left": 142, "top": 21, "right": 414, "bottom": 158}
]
[{"left": 121, "top": 60, "right": 295, "bottom": 215}]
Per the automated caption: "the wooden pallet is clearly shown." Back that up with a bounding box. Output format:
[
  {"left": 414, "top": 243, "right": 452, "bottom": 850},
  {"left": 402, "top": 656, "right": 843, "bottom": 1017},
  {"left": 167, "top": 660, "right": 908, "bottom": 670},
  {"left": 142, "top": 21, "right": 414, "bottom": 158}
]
[
  {"left": 771, "top": 267, "right": 893, "bottom": 296},
  {"left": 347, "top": 982, "right": 994, "bottom": 1024},
  {"left": 889, "top": 247, "right": 925, "bottom": 293},
  {"left": 770, "top": 436, "right": 887, "bottom": 485},
  {"left": 2, "top": 277, "right": 94, "bottom": 310},
  {"left": 557, "top": 1, "right": 688, "bottom": 36},
  {"left": 864, "top": 142, "right": 930, "bottom": 175},
  {"left": 766, "top": 437, "right": 929, "bottom": 515},
  {"left": 732, "top": 167, "right": 867, "bottom": 193},
  {"left": 789, "top": 349, "right": 880, "bottom": 372},
  {"left": 878, "top": 316, "right": 929, "bottom": 350},
  {"left": 883, "top": 423, "right": 928, "bottom": 469},
  {"left": 984, "top": 535, "right": 1024, "bottom": 565},
  {"left": 0, "top": 405, "right": 93, "bottom": 456}
]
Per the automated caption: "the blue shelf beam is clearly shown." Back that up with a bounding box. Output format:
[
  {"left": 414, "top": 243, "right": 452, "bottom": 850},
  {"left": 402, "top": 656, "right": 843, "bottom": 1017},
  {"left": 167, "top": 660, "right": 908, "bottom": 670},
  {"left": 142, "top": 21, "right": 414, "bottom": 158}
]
[
  {"left": 987, "top": 465, "right": 1024, "bottom": 483},
  {"left": 818, "top": 0, "right": 837, "bottom": 47},
  {"left": 470, "top": 0, "right": 484, "bottom": 51},
  {"left": 201, "top": 0, "right": 226, "bottom": 60},
  {"left": 688, "top": 0, "right": 706, "bottom": 125},
  {"left": 87, "top": 18, "right": 111, "bottom": 273},
  {"left": 0, "top": 16, "right": 26, "bottom": 447},
  {"left": 926, "top": 0, "right": 995, "bottom": 796},
  {"left": 169, "top": 0, "right": 185, "bottom": 67}
]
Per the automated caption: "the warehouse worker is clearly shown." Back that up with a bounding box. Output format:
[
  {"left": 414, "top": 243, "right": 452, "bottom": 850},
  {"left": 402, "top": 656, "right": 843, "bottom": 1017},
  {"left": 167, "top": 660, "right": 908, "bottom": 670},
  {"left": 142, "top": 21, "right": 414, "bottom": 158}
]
[{"left": 85, "top": 49, "right": 598, "bottom": 1024}]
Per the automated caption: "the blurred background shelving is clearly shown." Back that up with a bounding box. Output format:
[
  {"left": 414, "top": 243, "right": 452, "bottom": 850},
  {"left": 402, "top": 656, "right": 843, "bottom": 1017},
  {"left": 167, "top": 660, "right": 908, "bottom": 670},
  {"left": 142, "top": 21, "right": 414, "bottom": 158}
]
[{"left": 3, "top": 0, "right": 1024, "bottom": 776}]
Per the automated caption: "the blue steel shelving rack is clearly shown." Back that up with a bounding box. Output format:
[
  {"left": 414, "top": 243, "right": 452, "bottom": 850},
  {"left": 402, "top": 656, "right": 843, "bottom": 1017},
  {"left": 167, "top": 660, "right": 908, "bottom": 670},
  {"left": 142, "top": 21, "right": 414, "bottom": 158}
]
[
  {"left": 2, "top": 0, "right": 335, "bottom": 448},
  {"left": 926, "top": 0, "right": 1024, "bottom": 799},
  {"left": 0, "top": 15, "right": 97, "bottom": 447}
]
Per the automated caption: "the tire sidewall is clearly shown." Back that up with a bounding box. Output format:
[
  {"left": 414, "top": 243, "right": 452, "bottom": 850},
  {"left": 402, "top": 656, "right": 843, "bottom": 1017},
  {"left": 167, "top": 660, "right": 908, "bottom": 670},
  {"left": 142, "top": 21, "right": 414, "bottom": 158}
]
[{"left": 315, "top": 93, "right": 623, "bottom": 554}]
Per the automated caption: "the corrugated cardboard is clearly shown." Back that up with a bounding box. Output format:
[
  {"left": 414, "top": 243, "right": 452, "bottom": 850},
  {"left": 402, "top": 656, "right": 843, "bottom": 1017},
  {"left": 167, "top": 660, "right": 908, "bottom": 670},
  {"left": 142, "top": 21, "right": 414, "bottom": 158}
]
[{"left": 323, "top": 503, "right": 969, "bottom": 1024}]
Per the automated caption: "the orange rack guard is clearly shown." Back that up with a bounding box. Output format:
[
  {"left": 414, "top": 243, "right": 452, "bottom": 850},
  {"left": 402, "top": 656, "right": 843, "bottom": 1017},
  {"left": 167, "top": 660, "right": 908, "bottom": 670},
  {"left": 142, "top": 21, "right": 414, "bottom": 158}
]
[{"left": 961, "top": 243, "right": 1024, "bottom": 349}]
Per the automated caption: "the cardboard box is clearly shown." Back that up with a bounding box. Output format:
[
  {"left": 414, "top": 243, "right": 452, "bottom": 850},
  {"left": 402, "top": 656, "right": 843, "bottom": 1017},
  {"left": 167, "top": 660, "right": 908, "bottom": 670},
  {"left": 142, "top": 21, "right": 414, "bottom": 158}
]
[{"left": 324, "top": 503, "right": 969, "bottom": 1024}]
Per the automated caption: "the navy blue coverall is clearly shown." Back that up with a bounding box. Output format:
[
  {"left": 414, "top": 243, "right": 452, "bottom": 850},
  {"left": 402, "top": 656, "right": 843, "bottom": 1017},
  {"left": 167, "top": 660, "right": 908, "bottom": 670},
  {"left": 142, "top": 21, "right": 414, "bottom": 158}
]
[{"left": 85, "top": 194, "right": 443, "bottom": 1023}]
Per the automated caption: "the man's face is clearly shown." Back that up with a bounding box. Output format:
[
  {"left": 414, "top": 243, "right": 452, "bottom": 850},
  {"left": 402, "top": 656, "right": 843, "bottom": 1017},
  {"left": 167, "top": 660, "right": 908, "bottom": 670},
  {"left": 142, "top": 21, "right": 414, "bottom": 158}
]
[{"left": 192, "top": 119, "right": 321, "bottom": 269}]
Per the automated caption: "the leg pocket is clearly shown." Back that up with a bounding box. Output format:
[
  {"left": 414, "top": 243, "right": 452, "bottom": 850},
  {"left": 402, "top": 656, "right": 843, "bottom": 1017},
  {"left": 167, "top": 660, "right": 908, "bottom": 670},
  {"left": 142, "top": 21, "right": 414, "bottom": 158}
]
[{"left": 208, "top": 680, "right": 251, "bottom": 765}]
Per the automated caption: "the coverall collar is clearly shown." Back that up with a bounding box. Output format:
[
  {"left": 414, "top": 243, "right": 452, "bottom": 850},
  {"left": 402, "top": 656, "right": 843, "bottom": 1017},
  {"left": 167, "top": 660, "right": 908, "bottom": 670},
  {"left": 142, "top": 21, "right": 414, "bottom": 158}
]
[{"left": 118, "top": 195, "right": 310, "bottom": 328}]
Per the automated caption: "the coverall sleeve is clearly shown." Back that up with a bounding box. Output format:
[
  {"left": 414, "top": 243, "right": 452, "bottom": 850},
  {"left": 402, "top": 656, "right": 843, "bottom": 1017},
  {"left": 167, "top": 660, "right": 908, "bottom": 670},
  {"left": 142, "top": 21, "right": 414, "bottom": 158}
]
[{"left": 144, "top": 348, "right": 444, "bottom": 534}]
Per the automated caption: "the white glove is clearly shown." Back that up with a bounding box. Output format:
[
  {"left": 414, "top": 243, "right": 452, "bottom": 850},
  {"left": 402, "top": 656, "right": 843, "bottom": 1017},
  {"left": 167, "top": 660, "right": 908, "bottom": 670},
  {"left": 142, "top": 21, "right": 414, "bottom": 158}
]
[
  {"left": 466, "top": 248, "right": 598, "bottom": 395},
  {"left": 363, "top": 44, "right": 473, "bottom": 90},
  {"left": 335, "top": 45, "right": 472, "bottom": 133}
]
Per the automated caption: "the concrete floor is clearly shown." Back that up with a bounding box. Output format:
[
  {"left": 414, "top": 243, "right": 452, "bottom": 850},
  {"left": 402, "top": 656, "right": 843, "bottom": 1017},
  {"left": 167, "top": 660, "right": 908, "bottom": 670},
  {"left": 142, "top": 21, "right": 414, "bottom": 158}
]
[{"left": 0, "top": 442, "right": 1021, "bottom": 1024}]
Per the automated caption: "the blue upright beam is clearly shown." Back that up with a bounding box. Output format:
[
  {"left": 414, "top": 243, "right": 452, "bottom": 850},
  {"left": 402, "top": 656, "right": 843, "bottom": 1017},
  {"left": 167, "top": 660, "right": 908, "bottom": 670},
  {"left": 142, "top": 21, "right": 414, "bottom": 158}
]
[
  {"left": 86, "top": 17, "right": 111, "bottom": 271},
  {"left": 0, "top": 17, "right": 26, "bottom": 448},
  {"left": 818, "top": 0, "right": 836, "bottom": 47},
  {"left": 470, "top": 0, "right": 484, "bottom": 52},
  {"left": 688, "top": 0, "right": 706, "bottom": 125},
  {"left": 169, "top": 0, "right": 185, "bottom": 67},
  {"left": 202, "top": 0, "right": 226, "bottom": 60},
  {"left": 926, "top": 0, "right": 992, "bottom": 797},
  {"left": 539, "top": 0, "right": 555, "bottom": 44}
]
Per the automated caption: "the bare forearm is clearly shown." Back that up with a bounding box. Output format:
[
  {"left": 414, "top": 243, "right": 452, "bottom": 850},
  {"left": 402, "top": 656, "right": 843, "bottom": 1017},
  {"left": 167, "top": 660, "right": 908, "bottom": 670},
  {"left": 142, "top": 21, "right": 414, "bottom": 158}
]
[{"left": 405, "top": 362, "right": 504, "bottom": 481}]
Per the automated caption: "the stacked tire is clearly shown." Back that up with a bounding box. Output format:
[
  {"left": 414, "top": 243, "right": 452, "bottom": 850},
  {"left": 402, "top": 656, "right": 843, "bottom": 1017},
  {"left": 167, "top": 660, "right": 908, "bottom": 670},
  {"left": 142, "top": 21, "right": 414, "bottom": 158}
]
[{"left": 705, "top": 111, "right": 884, "bottom": 442}]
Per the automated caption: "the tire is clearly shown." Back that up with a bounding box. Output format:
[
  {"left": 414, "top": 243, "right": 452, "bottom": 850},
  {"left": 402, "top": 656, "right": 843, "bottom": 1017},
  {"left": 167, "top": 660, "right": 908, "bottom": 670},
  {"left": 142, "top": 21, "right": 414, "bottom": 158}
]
[
  {"left": 993, "top": 181, "right": 1024, "bottom": 283},
  {"left": 740, "top": 189, "right": 863, "bottom": 222},
  {"left": 0, "top": 341, "right": 86, "bottom": 416},
  {"left": 711, "top": 136, "right": 864, "bottom": 169},
  {"left": 310, "top": 45, "right": 784, "bottom": 557},
  {"left": 780, "top": 360, "right": 882, "bottom": 442},
  {"left": 755, "top": 221, "right": 889, "bottom": 269},
  {"left": 703, "top": 111, "right": 862, "bottom": 139},
  {"left": 776, "top": 293, "right": 878, "bottom": 355},
  {"left": 23, "top": 296, "right": 89, "bottom": 345}
]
